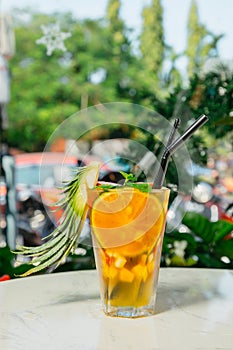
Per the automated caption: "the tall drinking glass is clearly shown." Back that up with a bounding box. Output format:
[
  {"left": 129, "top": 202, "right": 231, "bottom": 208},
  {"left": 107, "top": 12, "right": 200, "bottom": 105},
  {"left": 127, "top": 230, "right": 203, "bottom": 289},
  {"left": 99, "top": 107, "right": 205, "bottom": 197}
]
[{"left": 90, "top": 185, "right": 170, "bottom": 318}]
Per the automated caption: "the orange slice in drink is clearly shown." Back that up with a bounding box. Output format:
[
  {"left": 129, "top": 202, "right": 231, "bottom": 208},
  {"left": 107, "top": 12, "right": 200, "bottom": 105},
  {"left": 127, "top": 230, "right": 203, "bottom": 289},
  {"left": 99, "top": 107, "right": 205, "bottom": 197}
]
[{"left": 91, "top": 187, "right": 165, "bottom": 256}]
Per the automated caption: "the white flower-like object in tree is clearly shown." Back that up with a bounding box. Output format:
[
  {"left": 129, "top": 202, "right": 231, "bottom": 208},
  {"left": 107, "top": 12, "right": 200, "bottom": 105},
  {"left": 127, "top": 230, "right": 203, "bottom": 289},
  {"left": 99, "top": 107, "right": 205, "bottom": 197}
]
[
  {"left": 36, "top": 23, "right": 71, "bottom": 56},
  {"left": 173, "top": 240, "right": 187, "bottom": 258}
]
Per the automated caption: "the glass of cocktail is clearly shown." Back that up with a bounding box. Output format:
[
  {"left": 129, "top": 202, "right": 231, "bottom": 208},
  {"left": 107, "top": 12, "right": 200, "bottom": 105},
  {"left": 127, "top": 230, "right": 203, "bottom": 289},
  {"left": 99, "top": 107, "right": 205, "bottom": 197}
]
[
  {"left": 15, "top": 111, "right": 208, "bottom": 318},
  {"left": 90, "top": 185, "right": 170, "bottom": 318}
]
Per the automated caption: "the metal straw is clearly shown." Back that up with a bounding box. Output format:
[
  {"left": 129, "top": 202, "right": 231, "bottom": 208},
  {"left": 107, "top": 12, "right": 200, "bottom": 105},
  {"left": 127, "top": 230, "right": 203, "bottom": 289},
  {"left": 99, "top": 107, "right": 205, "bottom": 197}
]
[
  {"left": 133, "top": 118, "right": 180, "bottom": 179},
  {"left": 166, "top": 117, "right": 181, "bottom": 148},
  {"left": 152, "top": 114, "right": 209, "bottom": 189}
]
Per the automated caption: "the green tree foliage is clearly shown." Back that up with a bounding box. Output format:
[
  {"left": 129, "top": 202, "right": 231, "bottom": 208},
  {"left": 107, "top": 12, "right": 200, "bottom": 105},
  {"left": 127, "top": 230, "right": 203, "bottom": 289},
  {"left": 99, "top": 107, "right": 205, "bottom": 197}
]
[
  {"left": 163, "top": 48, "right": 183, "bottom": 93},
  {"left": 188, "top": 66, "right": 233, "bottom": 141},
  {"left": 186, "top": 0, "right": 223, "bottom": 78},
  {"left": 5, "top": 2, "right": 230, "bottom": 154},
  {"left": 7, "top": 12, "right": 80, "bottom": 150},
  {"left": 105, "top": 0, "right": 137, "bottom": 100},
  {"left": 106, "top": 0, "right": 123, "bottom": 33},
  {"left": 5, "top": 13, "right": 114, "bottom": 150},
  {"left": 140, "top": 0, "right": 165, "bottom": 95},
  {"left": 7, "top": 7, "right": 146, "bottom": 151}
]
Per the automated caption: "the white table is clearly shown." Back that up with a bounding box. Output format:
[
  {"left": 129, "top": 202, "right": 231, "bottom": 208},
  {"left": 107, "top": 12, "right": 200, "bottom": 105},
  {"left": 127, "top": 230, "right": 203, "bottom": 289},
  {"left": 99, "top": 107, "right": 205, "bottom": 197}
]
[{"left": 0, "top": 268, "right": 232, "bottom": 350}]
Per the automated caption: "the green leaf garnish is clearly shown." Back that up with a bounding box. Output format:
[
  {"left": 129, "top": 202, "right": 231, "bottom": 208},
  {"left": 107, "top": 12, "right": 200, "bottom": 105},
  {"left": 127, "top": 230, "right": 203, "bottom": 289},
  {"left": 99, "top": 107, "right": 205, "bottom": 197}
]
[
  {"left": 119, "top": 171, "right": 138, "bottom": 183},
  {"left": 124, "top": 182, "right": 152, "bottom": 193},
  {"left": 14, "top": 162, "right": 101, "bottom": 276},
  {"left": 98, "top": 172, "right": 151, "bottom": 193},
  {"left": 95, "top": 183, "right": 117, "bottom": 190}
]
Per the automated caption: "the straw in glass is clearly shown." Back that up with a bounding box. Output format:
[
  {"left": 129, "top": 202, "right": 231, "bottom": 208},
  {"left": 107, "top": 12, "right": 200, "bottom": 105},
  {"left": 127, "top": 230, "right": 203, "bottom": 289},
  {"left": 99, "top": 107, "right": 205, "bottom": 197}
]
[
  {"left": 166, "top": 117, "right": 181, "bottom": 148},
  {"left": 133, "top": 118, "right": 180, "bottom": 180},
  {"left": 152, "top": 114, "right": 209, "bottom": 189}
]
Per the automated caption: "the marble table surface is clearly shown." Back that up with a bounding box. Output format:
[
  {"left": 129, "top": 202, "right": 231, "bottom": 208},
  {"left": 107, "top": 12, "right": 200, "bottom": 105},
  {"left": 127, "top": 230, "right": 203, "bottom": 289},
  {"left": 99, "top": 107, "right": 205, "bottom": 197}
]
[{"left": 0, "top": 268, "right": 232, "bottom": 350}]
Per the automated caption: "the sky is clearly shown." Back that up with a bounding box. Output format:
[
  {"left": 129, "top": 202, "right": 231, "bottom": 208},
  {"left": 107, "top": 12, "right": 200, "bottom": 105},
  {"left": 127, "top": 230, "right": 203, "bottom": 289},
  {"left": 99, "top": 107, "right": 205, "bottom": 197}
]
[{"left": 1, "top": 0, "right": 233, "bottom": 63}]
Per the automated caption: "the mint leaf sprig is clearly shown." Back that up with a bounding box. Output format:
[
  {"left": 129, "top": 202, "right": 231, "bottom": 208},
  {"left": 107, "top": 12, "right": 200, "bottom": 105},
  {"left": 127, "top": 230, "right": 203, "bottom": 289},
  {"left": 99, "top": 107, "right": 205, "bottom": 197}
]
[
  {"left": 97, "top": 172, "right": 151, "bottom": 193},
  {"left": 120, "top": 171, "right": 138, "bottom": 183},
  {"left": 122, "top": 182, "right": 152, "bottom": 193}
]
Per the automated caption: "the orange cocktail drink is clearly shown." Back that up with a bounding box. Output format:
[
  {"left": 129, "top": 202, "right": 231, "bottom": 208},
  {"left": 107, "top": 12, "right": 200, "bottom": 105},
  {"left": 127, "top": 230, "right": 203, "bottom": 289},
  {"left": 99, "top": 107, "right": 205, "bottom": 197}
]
[{"left": 90, "top": 185, "right": 170, "bottom": 318}]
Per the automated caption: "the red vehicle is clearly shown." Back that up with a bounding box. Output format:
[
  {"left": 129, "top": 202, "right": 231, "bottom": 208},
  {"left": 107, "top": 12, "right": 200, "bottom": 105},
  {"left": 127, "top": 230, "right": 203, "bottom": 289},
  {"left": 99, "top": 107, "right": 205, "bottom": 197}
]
[{"left": 15, "top": 152, "right": 78, "bottom": 217}]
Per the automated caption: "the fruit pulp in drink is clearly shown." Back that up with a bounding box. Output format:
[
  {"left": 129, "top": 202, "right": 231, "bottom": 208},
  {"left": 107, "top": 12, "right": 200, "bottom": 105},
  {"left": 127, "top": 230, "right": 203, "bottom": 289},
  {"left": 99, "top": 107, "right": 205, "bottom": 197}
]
[{"left": 90, "top": 186, "right": 170, "bottom": 311}]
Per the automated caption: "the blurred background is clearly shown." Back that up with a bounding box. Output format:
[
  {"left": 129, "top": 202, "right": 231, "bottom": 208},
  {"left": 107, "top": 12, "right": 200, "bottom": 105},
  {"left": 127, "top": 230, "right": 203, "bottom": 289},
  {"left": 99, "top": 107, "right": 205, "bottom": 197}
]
[{"left": 0, "top": 0, "right": 232, "bottom": 278}]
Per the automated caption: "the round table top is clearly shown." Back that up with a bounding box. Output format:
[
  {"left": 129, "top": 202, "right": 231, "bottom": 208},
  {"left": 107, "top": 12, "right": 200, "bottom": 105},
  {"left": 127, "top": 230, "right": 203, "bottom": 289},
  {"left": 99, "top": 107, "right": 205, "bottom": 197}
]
[{"left": 0, "top": 268, "right": 232, "bottom": 350}]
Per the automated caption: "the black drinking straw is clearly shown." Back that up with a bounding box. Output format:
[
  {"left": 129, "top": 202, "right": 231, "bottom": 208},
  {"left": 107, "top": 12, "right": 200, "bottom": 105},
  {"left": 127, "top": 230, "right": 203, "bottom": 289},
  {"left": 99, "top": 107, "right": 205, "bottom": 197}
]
[
  {"left": 133, "top": 118, "right": 180, "bottom": 179},
  {"left": 152, "top": 114, "right": 209, "bottom": 189},
  {"left": 166, "top": 117, "right": 181, "bottom": 148}
]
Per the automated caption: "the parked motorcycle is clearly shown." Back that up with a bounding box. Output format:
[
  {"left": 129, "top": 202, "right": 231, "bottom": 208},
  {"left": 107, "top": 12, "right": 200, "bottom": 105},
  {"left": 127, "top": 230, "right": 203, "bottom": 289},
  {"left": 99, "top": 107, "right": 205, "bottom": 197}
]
[{"left": 17, "top": 189, "right": 55, "bottom": 247}]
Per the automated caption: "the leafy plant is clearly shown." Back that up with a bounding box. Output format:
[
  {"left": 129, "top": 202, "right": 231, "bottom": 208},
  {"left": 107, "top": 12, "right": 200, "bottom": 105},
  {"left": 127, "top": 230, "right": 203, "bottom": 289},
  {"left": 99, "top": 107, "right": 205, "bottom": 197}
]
[
  {"left": 162, "top": 212, "right": 233, "bottom": 269},
  {"left": 0, "top": 246, "right": 32, "bottom": 279}
]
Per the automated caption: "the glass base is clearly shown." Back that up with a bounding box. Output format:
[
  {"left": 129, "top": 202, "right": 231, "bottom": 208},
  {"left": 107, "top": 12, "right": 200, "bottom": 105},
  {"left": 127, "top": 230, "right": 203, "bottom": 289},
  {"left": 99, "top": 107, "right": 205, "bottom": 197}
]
[{"left": 104, "top": 305, "right": 156, "bottom": 318}]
